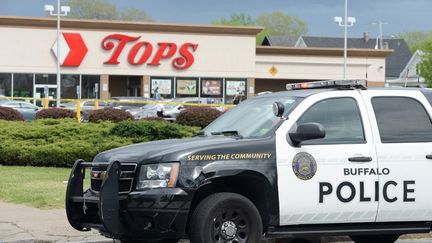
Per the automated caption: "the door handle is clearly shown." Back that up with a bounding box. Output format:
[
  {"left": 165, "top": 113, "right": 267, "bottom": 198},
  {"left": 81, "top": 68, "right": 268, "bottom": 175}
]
[
  {"left": 348, "top": 156, "right": 373, "bottom": 162},
  {"left": 426, "top": 154, "right": 432, "bottom": 160}
]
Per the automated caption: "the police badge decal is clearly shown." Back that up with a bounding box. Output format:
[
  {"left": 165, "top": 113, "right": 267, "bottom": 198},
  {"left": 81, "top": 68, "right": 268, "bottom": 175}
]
[{"left": 292, "top": 152, "right": 317, "bottom": 180}]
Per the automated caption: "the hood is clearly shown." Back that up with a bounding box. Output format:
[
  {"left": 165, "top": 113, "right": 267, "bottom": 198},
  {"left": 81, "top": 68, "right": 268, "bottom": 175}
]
[{"left": 93, "top": 136, "right": 245, "bottom": 163}]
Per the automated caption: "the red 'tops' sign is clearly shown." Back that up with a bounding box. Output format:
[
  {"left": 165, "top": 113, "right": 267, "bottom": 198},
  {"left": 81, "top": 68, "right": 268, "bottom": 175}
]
[
  {"left": 51, "top": 33, "right": 88, "bottom": 67},
  {"left": 101, "top": 34, "right": 199, "bottom": 70}
]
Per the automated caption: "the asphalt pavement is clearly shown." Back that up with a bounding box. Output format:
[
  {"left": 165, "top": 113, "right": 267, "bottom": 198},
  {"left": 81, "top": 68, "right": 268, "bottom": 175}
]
[
  {"left": 1, "top": 200, "right": 432, "bottom": 243},
  {"left": 0, "top": 201, "right": 111, "bottom": 243}
]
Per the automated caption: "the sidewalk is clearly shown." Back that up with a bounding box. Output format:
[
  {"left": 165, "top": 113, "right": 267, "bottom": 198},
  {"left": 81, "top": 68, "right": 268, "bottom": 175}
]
[
  {"left": 0, "top": 201, "right": 112, "bottom": 243},
  {"left": 1, "top": 200, "right": 432, "bottom": 243}
]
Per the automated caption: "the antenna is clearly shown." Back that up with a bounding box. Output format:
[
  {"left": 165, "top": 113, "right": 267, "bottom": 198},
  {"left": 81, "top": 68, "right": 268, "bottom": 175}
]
[{"left": 372, "top": 21, "right": 388, "bottom": 49}]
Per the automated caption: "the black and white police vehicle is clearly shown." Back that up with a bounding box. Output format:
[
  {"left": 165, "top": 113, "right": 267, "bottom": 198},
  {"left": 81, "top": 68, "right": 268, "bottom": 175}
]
[{"left": 66, "top": 80, "right": 432, "bottom": 243}]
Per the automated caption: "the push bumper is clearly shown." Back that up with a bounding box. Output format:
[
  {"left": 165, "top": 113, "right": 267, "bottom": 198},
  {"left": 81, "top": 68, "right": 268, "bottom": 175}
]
[{"left": 65, "top": 160, "right": 193, "bottom": 240}]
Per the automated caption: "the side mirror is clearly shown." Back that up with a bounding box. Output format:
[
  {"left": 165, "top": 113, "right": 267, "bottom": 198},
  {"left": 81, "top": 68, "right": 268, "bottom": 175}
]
[
  {"left": 273, "top": 102, "right": 285, "bottom": 117},
  {"left": 289, "top": 122, "right": 325, "bottom": 146}
]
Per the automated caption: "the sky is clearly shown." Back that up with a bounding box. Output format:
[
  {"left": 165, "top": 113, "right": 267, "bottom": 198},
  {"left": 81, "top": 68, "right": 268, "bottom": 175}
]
[{"left": 1, "top": 0, "right": 431, "bottom": 39}]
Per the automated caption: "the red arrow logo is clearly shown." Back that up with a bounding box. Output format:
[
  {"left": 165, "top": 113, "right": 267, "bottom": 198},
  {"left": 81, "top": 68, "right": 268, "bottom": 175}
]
[{"left": 51, "top": 33, "right": 88, "bottom": 67}]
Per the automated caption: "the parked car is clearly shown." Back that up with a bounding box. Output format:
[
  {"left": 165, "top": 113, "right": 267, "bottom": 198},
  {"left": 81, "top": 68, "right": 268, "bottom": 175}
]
[
  {"left": 61, "top": 101, "right": 107, "bottom": 122},
  {"left": 130, "top": 98, "right": 206, "bottom": 120},
  {"left": 0, "top": 100, "right": 41, "bottom": 120},
  {"left": 131, "top": 103, "right": 185, "bottom": 120},
  {"left": 60, "top": 100, "right": 107, "bottom": 110},
  {"left": 107, "top": 97, "right": 155, "bottom": 111}
]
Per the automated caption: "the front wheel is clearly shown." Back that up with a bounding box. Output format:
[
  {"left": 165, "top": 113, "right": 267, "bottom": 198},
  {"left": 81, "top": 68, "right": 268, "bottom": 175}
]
[
  {"left": 189, "top": 192, "right": 263, "bottom": 243},
  {"left": 350, "top": 234, "right": 399, "bottom": 243}
]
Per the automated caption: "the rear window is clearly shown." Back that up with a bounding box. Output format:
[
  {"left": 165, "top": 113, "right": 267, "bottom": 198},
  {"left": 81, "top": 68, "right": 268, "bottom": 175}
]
[{"left": 372, "top": 97, "right": 432, "bottom": 143}]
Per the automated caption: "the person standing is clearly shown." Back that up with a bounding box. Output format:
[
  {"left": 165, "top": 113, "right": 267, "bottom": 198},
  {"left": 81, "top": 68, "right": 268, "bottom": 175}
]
[{"left": 155, "top": 99, "right": 165, "bottom": 117}]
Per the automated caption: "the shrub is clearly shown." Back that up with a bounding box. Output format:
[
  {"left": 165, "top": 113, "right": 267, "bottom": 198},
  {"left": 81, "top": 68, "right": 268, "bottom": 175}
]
[
  {"left": 110, "top": 120, "right": 199, "bottom": 143},
  {"left": 141, "top": 117, "right": 165, "bottom": 121},
  {"left": 36, "top": 108, "right": 75, "bottom": 119},
  {"left": 88, "top": 108, "right": 133, "bottom": 123},
  {"left": 176, "top": 106, "right": 222, "bottom": 128},
  {"left": 0, "top": 119, "right": 128, "bottom": 167},
  {"left": 0, "top": 119, "right": 199, "bottom": 167},
  {"left": 0, "top": 107, "right": 24, "bottom": 121}
]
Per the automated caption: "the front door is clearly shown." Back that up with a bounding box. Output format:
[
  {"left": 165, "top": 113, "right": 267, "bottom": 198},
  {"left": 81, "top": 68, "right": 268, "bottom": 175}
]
[
  {"left": 276, "top": 91, "right": 379, "bottom": 225},
  {"left": 34, "top": 85, "right": 57, "bottom": 107}
]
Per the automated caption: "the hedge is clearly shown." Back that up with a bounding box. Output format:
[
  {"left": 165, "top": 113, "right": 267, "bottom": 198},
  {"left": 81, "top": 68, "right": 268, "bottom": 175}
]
[
  {"left": 0, "top": 107, "right": 24, "bottom": 121},
  {"left": 110, "top": 120, "right": 199, "bottom": 143},
  {"left": 176, "top": 106, "right": 222, "bottom": 128},
  {"left": 36, "top": 108, "right": 75, "bottom": 119},
  {"left": 88, "top": 108, "right": 133, "bottom": 123},
  {"left": 0, "top": 119, "right": 198, "bottom": 167}
]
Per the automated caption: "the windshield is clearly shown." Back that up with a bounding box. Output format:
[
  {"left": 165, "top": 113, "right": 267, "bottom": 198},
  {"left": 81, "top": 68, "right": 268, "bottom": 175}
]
[{"left": 203, "top": 96, "right": 301, "bottom": 138}]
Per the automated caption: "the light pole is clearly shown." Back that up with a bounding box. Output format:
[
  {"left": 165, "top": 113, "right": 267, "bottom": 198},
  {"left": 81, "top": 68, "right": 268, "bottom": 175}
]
[
  {"left": 334, "top": 0, "right": 356, "bottom": 79},
  {"left": 44, "top": 0, "right": 70, "bottom": 107}
]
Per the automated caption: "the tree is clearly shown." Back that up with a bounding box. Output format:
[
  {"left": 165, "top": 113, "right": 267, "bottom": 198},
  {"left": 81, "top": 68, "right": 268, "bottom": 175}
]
[
  {"left": 417, "top": 38, "right": 432, "bottom": 88},
  {"left": 120, "top": 8, "right": 153, "bottom": 22},
  {"left": 397, "top": 31, "right": 432, "bottom": 52},
  {"left": 256, "top": 11, "right": 308, "bottom": 36},
  {"left": 212, "top": 12, "right": 308, "bottom": 45},
  {"left": 64, "top": 0, "right": 153, "bottom": 22},
  {"left": 212, "top": 13, "right": 255, "bottom": 26}
]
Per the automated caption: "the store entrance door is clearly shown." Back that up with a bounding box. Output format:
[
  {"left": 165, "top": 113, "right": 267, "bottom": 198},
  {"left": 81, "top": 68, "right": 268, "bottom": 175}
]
[{"left": 34, "top": 85, "right": 57, "bottom": 107}]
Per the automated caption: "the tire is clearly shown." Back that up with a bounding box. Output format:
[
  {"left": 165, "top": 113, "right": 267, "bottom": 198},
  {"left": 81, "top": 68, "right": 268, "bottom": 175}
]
[
  {"left": 350, "top": 234, "right": 399, "bottom": 243},
  {"left": 189, "top": 192, "right": 263, "bottom": 243}
]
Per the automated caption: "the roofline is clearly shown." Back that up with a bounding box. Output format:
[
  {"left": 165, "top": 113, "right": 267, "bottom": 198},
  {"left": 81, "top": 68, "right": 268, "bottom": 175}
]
[
  {"left": 256, "top": 46, "right": 393, "bottom": 57},
  {"left": 263, "top": 36, "right": 272, "bottom": 45},
  {"left": 300, "top": 35, "right": 405, "bottom": 41},
  {"left": 294, "top": 36, "right": 304, "bottom": 47},
  {"left": 399, "top": 50, "right": 424, "bottom": 78},
  {"left": 0, "top": 16, "right": 263, "bottom": 36}
]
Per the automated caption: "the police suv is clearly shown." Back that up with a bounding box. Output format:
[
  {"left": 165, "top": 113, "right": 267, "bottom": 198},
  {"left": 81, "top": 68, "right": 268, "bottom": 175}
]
[{"left": 66, "top": 80, "right": 432, "bottom": 243}]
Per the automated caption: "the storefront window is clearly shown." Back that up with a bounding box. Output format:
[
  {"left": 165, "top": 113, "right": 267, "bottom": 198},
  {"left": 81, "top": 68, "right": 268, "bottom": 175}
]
[
  {"left": 201, "top": 78, "right": 223, "bottom": 104},
  {"left": 225, "top": 79, "right": 247, "bottom": 104},
  {"left": 13, "top": 73, "right": 33, "bottom": 97},
  {"left": 150, "top": 77, "right": 173, "bottom": 99},
  {"left": 35, "top": 74, "right": 56, "bottom": 85},
  {"left": 176, "top": 77, "right": 198, "bottom": 98},
  {"left": 61, "top": 74, "right": 79, "bottom": 99},
  {"left": 0, "top": 73, "right": 12, "bottom": 97},
  {"left": 81, "top": 75, "right": 100, "bottom": 99}
]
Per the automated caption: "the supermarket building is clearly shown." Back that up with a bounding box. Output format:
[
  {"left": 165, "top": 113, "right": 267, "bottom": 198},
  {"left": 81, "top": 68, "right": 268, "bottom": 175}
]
[{"left": 0, "top": 17, "right": 392, "bottom": 104}]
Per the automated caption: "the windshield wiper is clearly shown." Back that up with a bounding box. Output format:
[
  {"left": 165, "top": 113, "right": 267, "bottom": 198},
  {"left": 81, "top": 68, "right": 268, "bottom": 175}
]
[{"left": 210, "top": 130, "right": 243, "bottom": 139}]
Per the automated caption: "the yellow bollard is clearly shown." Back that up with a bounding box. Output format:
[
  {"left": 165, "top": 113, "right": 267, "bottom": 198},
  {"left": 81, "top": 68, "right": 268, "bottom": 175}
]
[
  {"left": 43, "top": 98, "right": 49, "bottom": 108},
  {"left": 95, "top": 100, "right": 99, "bottom": 110},
  {"left": 76, "top": 99, "right": 81, "bottom": 123}
]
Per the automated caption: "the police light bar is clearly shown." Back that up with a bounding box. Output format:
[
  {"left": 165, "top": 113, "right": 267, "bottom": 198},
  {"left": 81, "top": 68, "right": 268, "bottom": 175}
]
[{"left": 286, "top": 80, "right": 367, "bottom": 90}]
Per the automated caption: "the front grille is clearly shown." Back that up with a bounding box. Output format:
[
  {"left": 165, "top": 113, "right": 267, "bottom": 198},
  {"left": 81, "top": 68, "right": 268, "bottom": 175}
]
[{"left": 90, "top": 163, "right": 137, "bottom": 194}]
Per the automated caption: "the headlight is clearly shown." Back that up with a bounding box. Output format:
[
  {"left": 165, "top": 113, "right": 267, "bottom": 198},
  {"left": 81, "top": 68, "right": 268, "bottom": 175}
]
[{"left": 136, "top": 163, "right": 179, "bottom": 189}]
